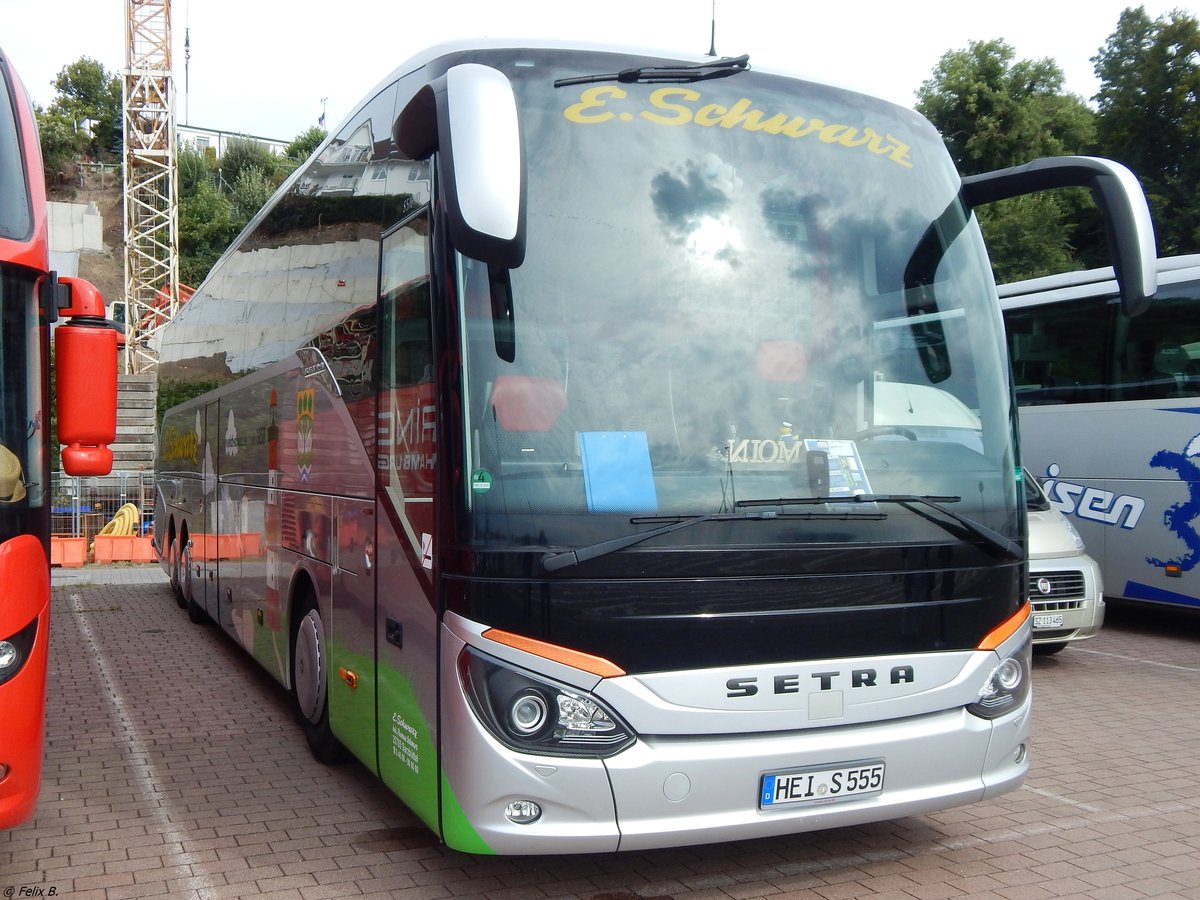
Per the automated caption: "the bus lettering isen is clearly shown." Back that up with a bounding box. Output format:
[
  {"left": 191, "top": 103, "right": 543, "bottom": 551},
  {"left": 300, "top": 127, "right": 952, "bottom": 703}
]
[{"left": 152, "top": 42, "right": 1157, "bottom": 854}]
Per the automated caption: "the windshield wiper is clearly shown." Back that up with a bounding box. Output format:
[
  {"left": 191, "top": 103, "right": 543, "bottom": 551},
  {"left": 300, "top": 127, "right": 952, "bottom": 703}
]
[
  {"left": 737, "top": 494, "right": 1024, "bottom": 560},
  {"left": 553, "top": 54, "right": 750, "bottom": 88},
  {"left": 541, "top": 504, "right": 883, "bottom": 573}
]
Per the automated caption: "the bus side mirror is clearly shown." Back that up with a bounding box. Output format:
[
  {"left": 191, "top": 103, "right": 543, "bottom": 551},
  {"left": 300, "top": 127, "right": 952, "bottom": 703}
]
[
  {"left": 961, "top": 156, "right": 1157, "bottom": 317},
  {"left": 53, "top": 276, "right": 118, "bottom": 477},
  {"left": 394, "top": 63, "right": 526, "bottom": 268}
]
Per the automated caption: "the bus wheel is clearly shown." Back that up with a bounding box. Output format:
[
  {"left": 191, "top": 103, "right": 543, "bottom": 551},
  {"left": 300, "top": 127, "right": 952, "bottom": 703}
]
[
  {"left": 182, "top": 540, "right": 206, "bottom": 624},
  {"left": 291, "top": 595, "right": 344, "bottom": 763},
  {"left": 169, "top": 539, "right": 186, "bottom": 609}
]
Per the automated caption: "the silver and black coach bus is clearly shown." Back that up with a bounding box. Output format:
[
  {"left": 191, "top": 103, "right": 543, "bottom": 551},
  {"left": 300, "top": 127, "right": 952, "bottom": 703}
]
[{"left": 153, "top": 40, "right": 1156, "bottom": 853}]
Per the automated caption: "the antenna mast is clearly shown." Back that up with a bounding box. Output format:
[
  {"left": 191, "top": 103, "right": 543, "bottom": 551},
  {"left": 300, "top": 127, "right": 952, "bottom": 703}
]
[{"left": 708, "top": 0, "right": 717, "bottom": 57}]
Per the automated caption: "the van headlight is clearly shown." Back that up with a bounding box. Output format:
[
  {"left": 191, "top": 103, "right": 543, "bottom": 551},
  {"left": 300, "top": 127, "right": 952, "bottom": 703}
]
[
  {"left": 1061, "top": 516, "right": 1086, "bottom": 551},
  {"left": 968, "top": 638, "right": 1031, "bottom": 719},
  {"left": 458, "top": 646, "right": 636, "bottom": 757}
]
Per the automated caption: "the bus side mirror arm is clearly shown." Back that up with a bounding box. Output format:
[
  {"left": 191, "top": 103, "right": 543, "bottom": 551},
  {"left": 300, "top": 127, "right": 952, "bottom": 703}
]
[
  {"left": 394, "top": 64, "right": 527, "bottom": 268},
  {"left": 962, "top": 156, "right": 1157, "bottom": 317}
]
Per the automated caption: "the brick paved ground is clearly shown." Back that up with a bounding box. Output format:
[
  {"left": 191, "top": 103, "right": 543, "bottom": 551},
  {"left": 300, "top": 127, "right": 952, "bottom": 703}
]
[{"left": 1, "top": 567, "right": 1198, "bottom": 899}]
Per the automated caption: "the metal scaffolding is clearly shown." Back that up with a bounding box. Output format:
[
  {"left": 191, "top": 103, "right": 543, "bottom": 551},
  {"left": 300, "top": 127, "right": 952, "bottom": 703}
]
[{"left": 121, "top": 0, "right": 179, "bottom": 374}]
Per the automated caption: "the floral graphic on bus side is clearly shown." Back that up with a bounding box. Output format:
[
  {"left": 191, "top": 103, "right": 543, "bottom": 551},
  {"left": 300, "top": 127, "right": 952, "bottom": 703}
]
[
  {"left": 297, "top": 388, "right": 315, "bottom": 482},
  {"left": 1146, "top": 430, "right": 1200, "bottom": 573}
]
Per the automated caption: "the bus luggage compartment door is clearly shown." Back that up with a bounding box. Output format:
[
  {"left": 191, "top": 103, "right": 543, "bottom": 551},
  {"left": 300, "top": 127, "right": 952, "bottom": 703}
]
[{"left": 329, "top": 498, "right": 377, "bottom": 771}]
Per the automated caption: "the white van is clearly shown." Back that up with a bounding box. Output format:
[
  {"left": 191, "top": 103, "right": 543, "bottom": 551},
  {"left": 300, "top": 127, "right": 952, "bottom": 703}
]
[
  {"left": 1025, "top": 470, "right": 1105, "bottom": 654},
  {"left": 869, "top": 384, "right": 1103, "bottom": 653}
]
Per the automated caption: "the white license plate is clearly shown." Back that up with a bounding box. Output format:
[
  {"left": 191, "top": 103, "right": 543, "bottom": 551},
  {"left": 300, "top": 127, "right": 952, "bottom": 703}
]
[
  {"left": 1034, "top": 613, "right": 1064, "bottom": 628},
  {"left": 760, "top": 761, "right": 884, "bottom": 808}
]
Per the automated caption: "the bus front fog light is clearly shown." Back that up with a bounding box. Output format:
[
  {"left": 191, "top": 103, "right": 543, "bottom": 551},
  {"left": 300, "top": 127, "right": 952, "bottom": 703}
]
[
  {"left": 0, "top": 762, "right": 9, "bottom": 782},
  {"left": 504, "top": 799, "right": 542, "bottom": 824},
  {"left": 1014, "top": 743, "right": 1027, "bottom": 765},
  {"left": 0, "top": 639, "right": 18, "bottom": 673}
]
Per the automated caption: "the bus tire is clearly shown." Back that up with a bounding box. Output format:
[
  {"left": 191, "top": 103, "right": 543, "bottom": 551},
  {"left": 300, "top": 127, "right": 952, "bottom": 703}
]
[
  {"left": 291, "top": 593, "right": 345, "bottom": 763},
  {"left": 169, "top": 538, "right": 186, "bottom": 610},
  {"left": 182, "top": 540, "right": 206, "bottom": 624}
]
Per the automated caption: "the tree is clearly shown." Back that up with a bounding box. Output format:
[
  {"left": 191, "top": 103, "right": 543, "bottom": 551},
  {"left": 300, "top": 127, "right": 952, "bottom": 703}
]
[
  {"left": 177, "top": 144, "right": 214, "bottom": 197},
  {"left": 219, "top": 137, "right": 278, "bottom": 191},
  {"left": 179, "top": 179, "right": 238, "bottom": 286},
  {"left": 48, "top": 57, "right": 122, "bottom": 158},
  {"left": 229, "top": 166, "right": 273, "bottom": 224},
  {"left": 916, "top": 40, "right": 1097, "bottom": 281},
  {"left": 1093, "top": 6, "right": 1200, "bottom": 255},
  {"left": 286, "top": 126, "right": 327, "bottom": 161},
  {"left": 33, "top": 107, "right": 80, "bottom": 187},
  {"left": 917, "top": 39, "right": 1095, "bottom": 174}
]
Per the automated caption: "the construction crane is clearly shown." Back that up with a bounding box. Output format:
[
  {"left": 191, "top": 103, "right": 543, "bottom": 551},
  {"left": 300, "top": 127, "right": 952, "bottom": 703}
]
[{"left": 121, "top": 0, "right": 180, "bottom": 374}]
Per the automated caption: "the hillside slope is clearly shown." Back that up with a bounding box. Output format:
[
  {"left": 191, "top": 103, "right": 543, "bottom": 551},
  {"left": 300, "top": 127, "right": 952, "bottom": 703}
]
[{"left": 50, "top": 174, "right": 124, "bottom": 309}]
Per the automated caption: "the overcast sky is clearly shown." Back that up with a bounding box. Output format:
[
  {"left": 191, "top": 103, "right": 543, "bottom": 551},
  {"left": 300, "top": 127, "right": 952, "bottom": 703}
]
[{"left": 6, "top": 0, "right": 1198, "bottom": 142}]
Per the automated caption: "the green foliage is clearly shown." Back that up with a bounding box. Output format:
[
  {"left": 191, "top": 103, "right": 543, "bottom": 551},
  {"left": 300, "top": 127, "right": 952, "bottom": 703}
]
[
  {"left": 33, "top": 106, "right": 80, "bottom": 187},
  {"left": 48, "top": 57, "right": 122, "bottom": 158},
  {"left": 32, "top": 56, "right": 121, "bottom": 186},
  {"left": 975, "top": 194, "right": 1083, "bottom": 283},
  {"left": 1093, "top": 6, "right": 1200, "bottom": 255},
  {"left": 178, "top": 179, "right": 238, "bottom": 285},
  {"left": 286, "top": 126, "right": 327, "bottom": 161},
  {"left": 177, "top": 144, "right": 216, "bottom": 197},
  {"left": 916, "top": 39, "right": 1096, "bottom": 280},
  {"left": 916, "top": 39, "right": 1095, "bottom": 175},
  {"left": 219, "top": 137, "right": 278, "bottom": 189},
  {"left": 229, "top": 165, "right": 274, "bottom": 223}
]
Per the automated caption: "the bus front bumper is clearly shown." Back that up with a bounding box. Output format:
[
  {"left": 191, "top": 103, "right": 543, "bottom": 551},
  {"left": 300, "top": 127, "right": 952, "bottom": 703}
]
[{"left": 440, "top": 682, "right": 1030, "bottom": 854}]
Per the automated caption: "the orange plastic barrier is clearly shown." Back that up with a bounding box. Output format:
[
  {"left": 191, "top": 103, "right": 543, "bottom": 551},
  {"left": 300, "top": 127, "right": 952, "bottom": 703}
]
[
  {"left": 50, "top": 536, "right": 87, "bottom": 567},
  {"left": 92, "top": 535, "right": 157, "bottom": 564}
]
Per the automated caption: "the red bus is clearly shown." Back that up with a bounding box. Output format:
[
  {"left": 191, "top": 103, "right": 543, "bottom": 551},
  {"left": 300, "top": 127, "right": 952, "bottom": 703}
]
[{"left": 0, "top": 47, "right": 118, "bottom": 829}]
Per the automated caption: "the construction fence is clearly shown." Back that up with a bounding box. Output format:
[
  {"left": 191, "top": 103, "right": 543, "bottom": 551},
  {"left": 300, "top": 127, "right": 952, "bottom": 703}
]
[{"left": 50, "top": 470, "right": 157, "bottom": 566}]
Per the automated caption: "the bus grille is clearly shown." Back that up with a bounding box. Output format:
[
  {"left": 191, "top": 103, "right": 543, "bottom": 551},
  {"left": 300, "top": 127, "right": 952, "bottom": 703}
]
[{"left": 1028, "top": 570, "right": 1086, "bottom": 608}]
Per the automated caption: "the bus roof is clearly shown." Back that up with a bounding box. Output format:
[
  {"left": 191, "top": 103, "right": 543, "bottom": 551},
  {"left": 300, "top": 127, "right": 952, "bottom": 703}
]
[
  {"left": 346, "top": 37, "right": 917, "bottom": 143},
  {"left": 997, "top": 254, "right": 1200, "bottom": 309}
]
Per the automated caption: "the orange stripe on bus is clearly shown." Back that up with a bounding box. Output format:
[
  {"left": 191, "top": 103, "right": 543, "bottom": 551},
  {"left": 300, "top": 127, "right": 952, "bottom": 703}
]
[
  {"left": 977, "top": 601, "right": 1031, "bottom": 651},
  {"left": 481, "top": 628, "right": 626, "bottom": 678}
]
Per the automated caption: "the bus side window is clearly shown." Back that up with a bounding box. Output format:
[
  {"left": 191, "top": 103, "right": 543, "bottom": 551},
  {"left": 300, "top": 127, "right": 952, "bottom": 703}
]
[
  {"left": 1121, "top": 286, "right": 1200, "bottom": 400},
  {"left": 379, "top": 210, "right": 435, "bottom": 519}
]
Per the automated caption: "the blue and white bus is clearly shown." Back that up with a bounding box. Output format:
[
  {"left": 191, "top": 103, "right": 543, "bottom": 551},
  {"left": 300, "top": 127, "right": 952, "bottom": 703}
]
[{"left": 1002, "top": 254, "right": 1200, "bottom": 612}]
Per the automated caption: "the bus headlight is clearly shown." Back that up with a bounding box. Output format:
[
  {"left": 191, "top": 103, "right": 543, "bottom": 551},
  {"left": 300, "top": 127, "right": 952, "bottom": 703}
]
[
  {"left": 968, "top": 638, "right": 1031, "bottom": 719},
  {"left": 0, "top": 618, "right": 37, "bottom": 686},
  {"left": 459, "top": 646, "right": 636, "bottom": 757}
]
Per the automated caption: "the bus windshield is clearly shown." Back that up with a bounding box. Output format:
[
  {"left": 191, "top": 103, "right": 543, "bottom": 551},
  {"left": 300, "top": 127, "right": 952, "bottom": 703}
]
[
  {"left": 0, "top": 266, "right": 43, "bottom": 526},
  {"left": 458, "top": 50, "right": 1017, "bottom": 551}
]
